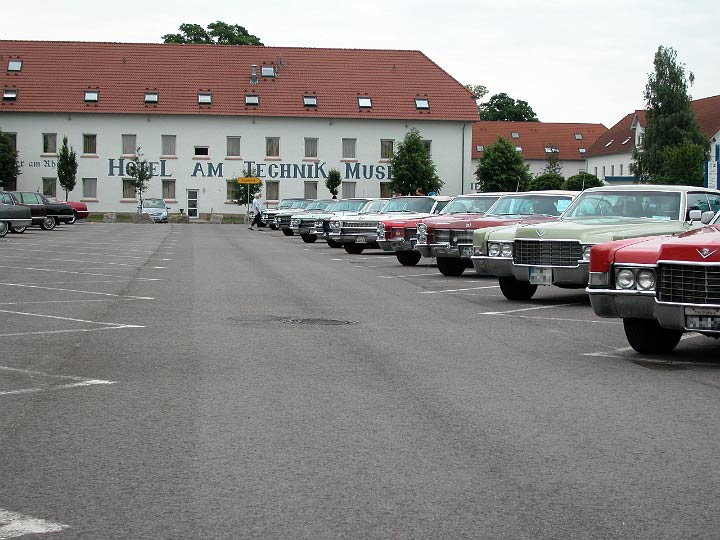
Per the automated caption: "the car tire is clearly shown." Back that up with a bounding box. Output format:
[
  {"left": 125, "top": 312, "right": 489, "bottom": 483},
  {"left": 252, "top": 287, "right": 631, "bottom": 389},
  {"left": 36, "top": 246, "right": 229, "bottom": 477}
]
[
  {"left": 437, "top": 257, "right": 465, "bottom": 276},
  {"left": 623, "top": 318, "right": 683, "bottom": 354},
  {"left": 10, "top": 225, "right": 26, "bottom": 234},
  {"left": 40, "top": 216, "right": 56, "bottom": 230},
  {"left": 498, "top": 276, "right": 537, "bottom": 300},
  {"left": 282, "top": 229, "right": 294, "bottom": 236},
  {"left": 68, "top": 211, "right": 78, "bottom": 225},
  {"left": 0, "top": 221, "right": 8, "bottom": 237},
  {"left": 301, "top": 234, "right": 317, "bottom": 243},
  {"left": 269, "top": 224, "right": 278, "bottom": 230},
  {"left": 344, "top": 244, "right": 365, "bottom": 254},
  {"left": 396, "top": 250, "right": 421, "bottom": 266},
  {"left": 326, "top": 238, "right": 342, "bottom": 248}
]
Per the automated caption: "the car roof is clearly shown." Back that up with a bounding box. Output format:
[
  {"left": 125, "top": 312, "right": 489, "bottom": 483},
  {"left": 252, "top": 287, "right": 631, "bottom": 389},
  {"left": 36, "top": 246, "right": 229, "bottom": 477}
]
[{"left": 584, "top": 184, "right": 720, "bottom": 193}]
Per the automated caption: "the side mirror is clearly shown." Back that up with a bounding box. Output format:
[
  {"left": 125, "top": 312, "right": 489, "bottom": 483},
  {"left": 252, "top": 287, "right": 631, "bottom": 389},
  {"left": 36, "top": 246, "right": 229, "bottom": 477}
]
[
  {"left": 688, "top": 209, "right": 702, "bottom": 222},
  {"left": 701, "top": 210, "right": 716, "bottom": 225}
]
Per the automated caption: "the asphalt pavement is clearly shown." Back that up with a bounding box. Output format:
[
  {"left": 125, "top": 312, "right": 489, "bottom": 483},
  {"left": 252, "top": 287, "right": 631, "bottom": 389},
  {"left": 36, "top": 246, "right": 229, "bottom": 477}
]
[{"left": 1, "top": 222, "right": 719, "bottom": 540}]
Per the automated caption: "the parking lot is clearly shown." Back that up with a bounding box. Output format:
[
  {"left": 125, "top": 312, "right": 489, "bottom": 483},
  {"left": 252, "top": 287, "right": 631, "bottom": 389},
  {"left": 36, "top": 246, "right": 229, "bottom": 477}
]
[{"left": 2, "top": 222, "right": 720, "bottom": 539}]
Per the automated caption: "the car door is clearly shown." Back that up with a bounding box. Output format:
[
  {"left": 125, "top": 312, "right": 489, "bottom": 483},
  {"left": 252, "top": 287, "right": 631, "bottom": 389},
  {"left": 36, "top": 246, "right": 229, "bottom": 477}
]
[{"left": 16, "top": 192, "right": 46, "bottom": 222}]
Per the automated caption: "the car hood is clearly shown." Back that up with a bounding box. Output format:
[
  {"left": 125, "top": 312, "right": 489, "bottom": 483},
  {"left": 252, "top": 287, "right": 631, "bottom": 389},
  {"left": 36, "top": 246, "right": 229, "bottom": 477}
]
[
  {"left": 513, "top": 217, "right": 695, "bottom": 243},
  {"left": 354, "top": 211, "right": 434, "bottom": 223},
  {"left": 429, "top": 214, "right": 556, "bottom": 230}
]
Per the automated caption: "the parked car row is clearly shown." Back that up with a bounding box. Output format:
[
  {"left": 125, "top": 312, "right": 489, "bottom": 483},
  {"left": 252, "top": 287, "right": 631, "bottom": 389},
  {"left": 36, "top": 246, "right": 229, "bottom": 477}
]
[
  {"left": 0, "top": 191, "right": 88, "bottom": 236},
  {"left": 261, "top": 185, "right": 720, "bottom": 355}
]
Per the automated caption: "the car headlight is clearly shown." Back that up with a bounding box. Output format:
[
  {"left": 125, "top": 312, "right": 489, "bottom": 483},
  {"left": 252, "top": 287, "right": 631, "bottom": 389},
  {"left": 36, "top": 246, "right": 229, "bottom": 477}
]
[
  {"left": 291, "top": 219, "right": 299, "bottom": 227},
  {"left": 417, "top": 223, "right": 427, "bottom": 234},
  {"left": 488, "top": 242, "right": 501, "bottom": 257},
  {"left": 377, "top": 223, "right": 385, "bottom": 234},
  {"left": 314, "top": 220, "right": 323, "bottom": 228},
  {"left": 418, "top": 232, "right": 427, "bottom": 244},
  {"left": 473, "top": 245, "right": 486, "bottom": 256},
  {"left": 501, "top": 243, "right": 513, "bottom": 258},
  {"left": 582, "top": 244, "right": 594, "bottom": 261},
  {"left": 273, "top": 217, "right": 280, "bottom": 225},
  {"left": 331, "top": 220, "right": 341, "bottom": 229},
  {"left": 616, "top": 269, "right": 636, "bottom": 289},
  {"left": 636, "top": 269, "right": 656, "bottom": 291}
]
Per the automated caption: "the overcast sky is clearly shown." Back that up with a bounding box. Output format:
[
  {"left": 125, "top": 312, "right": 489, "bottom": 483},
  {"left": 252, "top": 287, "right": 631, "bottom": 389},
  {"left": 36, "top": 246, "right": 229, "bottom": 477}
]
[{"left": 4, "top": 0, "right": 718, "bottom": 128}]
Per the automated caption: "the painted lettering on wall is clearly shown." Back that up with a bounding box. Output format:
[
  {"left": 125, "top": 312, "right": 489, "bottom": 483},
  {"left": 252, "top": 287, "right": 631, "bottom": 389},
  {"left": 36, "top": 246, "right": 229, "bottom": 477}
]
[{"left": 107, "top": 159, "right": 172, "bottom": 177}]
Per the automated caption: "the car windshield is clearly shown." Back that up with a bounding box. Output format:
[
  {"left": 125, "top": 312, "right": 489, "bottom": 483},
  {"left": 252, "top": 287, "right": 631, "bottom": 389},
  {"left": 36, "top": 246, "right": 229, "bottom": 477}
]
[
  {"left": 143, "top": 199, "right": 165, "bottom": 209},
  {"left": 563, "top": 191, "right": 682, "bottom": 220},
  {"left": 440, "top": 196, "right": 500, "bottom": 214},
  {"left": 290, "top": 200, "right": 310, "bottom": 209},
  {"left": 487, "top": 194, "right": 573, "bottom": 216},
  {"left": 383, "top": 197, "right": 435, "bottom": 213},
  {"left": 277, "top": 199, "right": 302, "bottom": 209},
  {"left": 333, "top": 200, "right": 368, "bottom": 212},
  {"left": 304, "top": 200, "right": 334, "bottom": 211},
  {"left": 360, "top": 199, "right": 389, "bottom": 214}
]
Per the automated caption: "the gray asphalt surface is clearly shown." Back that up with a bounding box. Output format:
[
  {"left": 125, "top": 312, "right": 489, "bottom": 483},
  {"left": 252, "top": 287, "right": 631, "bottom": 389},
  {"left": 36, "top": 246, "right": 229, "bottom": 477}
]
[{"left": 1, "top": 222, "right": 719, "bottom": 540}]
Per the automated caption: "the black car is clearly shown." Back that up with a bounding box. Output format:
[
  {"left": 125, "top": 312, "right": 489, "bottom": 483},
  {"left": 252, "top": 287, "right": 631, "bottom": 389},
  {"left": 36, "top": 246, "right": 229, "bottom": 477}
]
[
  {"left": 0, "top": 191, "right": 75, "bottom": 232},
  {"left": 0, "top": 197, "right": 32, "bottom": 237}
]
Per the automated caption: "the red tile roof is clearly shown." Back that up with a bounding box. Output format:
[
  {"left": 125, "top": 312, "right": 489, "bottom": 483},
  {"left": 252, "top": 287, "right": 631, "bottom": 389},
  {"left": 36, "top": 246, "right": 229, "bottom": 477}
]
[
  {"left": 472, "top": 121, "right": 608, "bottom": 161},
  {"left": 586, "top": 95, "right": 720, "bottom": 157},
  {"left": 0, "top": 40, "right": 479, "bottom": 121}
]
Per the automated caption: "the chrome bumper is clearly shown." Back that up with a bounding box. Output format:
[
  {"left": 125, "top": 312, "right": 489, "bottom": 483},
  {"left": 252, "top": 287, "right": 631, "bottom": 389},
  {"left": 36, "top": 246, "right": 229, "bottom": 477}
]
[{"left": 470, "top": 256, "right": 514, "bottom": 277}]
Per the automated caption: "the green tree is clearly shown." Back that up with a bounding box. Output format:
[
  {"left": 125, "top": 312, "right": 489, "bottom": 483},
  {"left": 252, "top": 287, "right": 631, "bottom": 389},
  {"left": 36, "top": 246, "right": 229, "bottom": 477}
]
[
  {"left": 0, "top": 131, "right": 20, "bottom": 189},
  {"left": 479, "top": 93, "right": 539, "bottom": 121},
  {"left": 388, "top": 128, "right": 443, "bottom": 195},
  {"left": 475, "top": 136, "right": 531, "bottom": 192},
  {"left": 542, "top": 146, "right": 563, "bottom": 175},
  {"left": 530, "top": 173, "right": 564, "bottom": 191},
  {"left": 563, "top": 172, "right": 603, "bottom": 191},
  {"left": 233, "top": 166, "right": 263, "bottom": 209},
  {"left": 56, "top": 136, "right": 78, "bottom": 201},
  {"left": 128, "top": 147, "right": 152, "bottom": 207},
  {"left": 162, "top": 21, "right": 263, "bottom": 45},
  {"left": 325, "top": 168, "right": 342, "bottom": 198},
  {"left": 632, "top": 46, "right": 708, "bottom": 185}
]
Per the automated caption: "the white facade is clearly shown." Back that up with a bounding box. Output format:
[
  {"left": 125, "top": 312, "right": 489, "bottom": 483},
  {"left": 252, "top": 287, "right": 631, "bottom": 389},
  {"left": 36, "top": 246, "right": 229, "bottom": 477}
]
[
  {"left": 1, "top": 113, "right": 474, "bottom": 216},
  {"left": 470, "top": 157, "right": 588, "bottom": 182}
]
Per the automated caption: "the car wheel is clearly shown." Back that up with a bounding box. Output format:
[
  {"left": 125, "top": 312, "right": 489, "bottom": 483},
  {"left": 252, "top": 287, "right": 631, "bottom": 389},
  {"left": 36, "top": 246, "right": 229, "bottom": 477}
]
[
  {"left": 437, "top": 257, "right": 465, "bottom": 276},
  {"left": 0, "top": 221, "right": 8, "bottom": 237},
  {"left": 498, "top": 276, "right": 537, "bottom": 300},
  {"left": 396, "top": 250, "right": 421, "bottom": 266},
  {"left": 68, "top": 211, "right": 78, "bottom": 224},
  {"left": 40, "top": 216, "right": 56, "bottom": 230},
  {"left": 300, "top": 234, "right": 317, "bottom": 243},
  {"left": 326, "top": 238, "right": 342, "bottom": 248},
  {"left": 269, "top": 224, "right": 278, "bottom": 230},
  {"left": 282, "top": 229, "right": 294, "bottom": 236},
  {"left": 10, "top": 225, "right": 26, "bottom": 234},
  {"left": 344, "top": 244, "right": 364, "bottom": 254},
  {"left": 623, "top": 318, "right": 683, "bottom": 354}
]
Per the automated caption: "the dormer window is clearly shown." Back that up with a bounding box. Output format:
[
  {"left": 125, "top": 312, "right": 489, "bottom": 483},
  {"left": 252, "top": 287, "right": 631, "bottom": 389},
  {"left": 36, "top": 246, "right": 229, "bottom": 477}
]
[
  {"left": 511, "top": 132, "right": 520, "bottom": 139},
  {"left": 415, "top": 98, "right": 429, "bottom": 110},
  {"left": 245, "top": 94, "right": 259, "bottom": 106},
  {"left": 261, "top": 65, "right": 275, "bottom": 77},
  {"left": 579, "top": 148, "right": 586, "bottom": 154},
  {"left": 358, "top": 96, "right": 372, "bottom": 108},
  {"left": 515, "top": 146, "right": 522, "bottom": 152},
  {"left": 144, "top": 91, "right": 159, "bottom": 104},
  {"left": 604, "top": 139, "right": 614, "bottom": 147},
  {"left": 544, "top": 147, "right": 559, "bottom": 153},
  {"left": 198, "top": 92, "right": 212, "bottom": 105},
  {"left": 84, "top": 90, "right": 99, "bottom": 102},
  {"left": 575, "top": 133, "right": 583, "bottom": 140},
  {"left": 7, "top": 60, "right": 22, "bottom": 72},
  {"left": 2, "top": 88, "right": 17, "bottom": 101},
  {"left": 621, "top": 137, "right": 631, "bottom": 144},
  {"left": 476, "top": 145, "right": 484, "bottom": 152},
  {"left": 303, "top": 95, "right": 317, "bottom": 107}
]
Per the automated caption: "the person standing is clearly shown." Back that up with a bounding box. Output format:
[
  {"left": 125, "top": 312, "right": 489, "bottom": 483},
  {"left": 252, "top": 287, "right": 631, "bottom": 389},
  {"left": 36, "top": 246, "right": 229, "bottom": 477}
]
[{"left": 248, "top": 192, "right": 264, "bottom": 230}]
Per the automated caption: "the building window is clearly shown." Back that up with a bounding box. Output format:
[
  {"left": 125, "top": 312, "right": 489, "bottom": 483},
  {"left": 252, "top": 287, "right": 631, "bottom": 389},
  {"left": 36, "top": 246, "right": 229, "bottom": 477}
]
[
  {"left": 122, "top": 179, "right": 136, "bottom": 199},
  {"left": 162, "top": 179, "right": 176, "bottom": 199},
  {"left": 261, "top": 65, "right": 275, "bottom": 77},
  {"left": 415, "top": 97, "right": 429, "bottom": 110},
  {"left": 620, "top": 164, "right": 624, "bottom": 176},
  {"left": 43, "top": 133, "right": 57, "bottom": 154},
  {"left": 303, "top": 95, "right": 317, "bottom": 107},
  {"left": 198, "top": 92, "right": 212, "bottom": 105},
  {"left": 380, "top": 139, "right": 394, "bottom": 159},
  {"left": 144, "top": 92, "right": 159, "bottom": 104},
  {"left": 380, "top": 182, "right": 393, "bottom": 198},
  {"left": 122, "top": 134, "right": 136, "bottom": 155},
  {"left": 7, "top": 60, "right": 22, "bottom": 72},
  {"left": 2, "top": 88, "right": 17, "bottom": 101},
  {"left": 611, "top": 165, "right": 615, "bottom": 176},
  {"left": 227, "top": 136, "right": 241, "bottom": 157},
  {"left": 83, "top": 134, "right": 97, "bottom": 155},
  {"left": 422, "top": 140, "right": 432, "bottom": 155},
  {"left": 266, "top": 137, "right": 280, "bottom": 158},
  {"left": 304, "top": 181, "right": 318, "bottom": 199},
  {"left": 358, "top": 96, "right": 372, "bottom": 108},
  {"left": 341, "top": 181, "right": 356, "bottom": 198},
  {"left": 342, "top": 138, "right": 356, "bottom": 159},
  {"left": 82, "top": 178, "right": 97, "bottom": 199},
  {"left": 602, "top": 166, "right": 606, "bottom": 179},
  {"left": 594, "top": 167, "right": 598, "bottom": 177},
  {"left": 266, "top": 181, "right": 279, "bottom": 201},
  {"left": 226, "top": 180, "right": 237, "bottom": 201},
  {"left": 575, "top": 133, "right": 583, "bottom": 140},
  {"left": 42, "top": 177, "right": 57, "bottom": 198},
  {"left": 511, "top": 132, "right": 520, "bottom": 139},
  {"left": 304, "top": 137, "right": 318, "bottom": 159},
  {"left": 5, "top": 133, "right": 17, "bottom": 151},
  {"left": 245, "top": 94, "right": 259, "bottom": 106},
  {"left": 515, "top": 146, "right": 522, "bottom": 152},
  {"left": 161, "top": 135, "right": 176, "bottom": 156},
  {"left": 194, "top": 146, "right": 209, "bottom": 157},
  {"left": 84, "top": 90, "right": 99, "bottom": 102}
]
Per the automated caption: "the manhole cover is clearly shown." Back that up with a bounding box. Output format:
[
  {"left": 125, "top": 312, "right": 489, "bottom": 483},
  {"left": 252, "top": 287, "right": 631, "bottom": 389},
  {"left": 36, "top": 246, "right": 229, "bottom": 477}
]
[{"left": 280, "top": 318, "right": 358, "bottom": 326}]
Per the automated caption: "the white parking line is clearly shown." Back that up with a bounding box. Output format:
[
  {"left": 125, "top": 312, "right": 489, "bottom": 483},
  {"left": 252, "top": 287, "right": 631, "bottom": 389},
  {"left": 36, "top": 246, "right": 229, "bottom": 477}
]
[
  {"left": 3, "top": 255, "right": 167, "bottom": 268},
  {"left": 0, "top": 247, "right": 171, "bottom": 260},
  {"left": 480, "top": 302, "right": 585, "bottom": 315},
  {"left": 0, "top": 284, "right": 154, "bottom": 300},
  {"left": 583, "top": 334, "right": 702, "bottom": 358},
  {"left": 0, "top": 508, "right": 69, "bottom": 538},
  {"left": 484, "top": 313, "right": 620, "bottom": 324},
  {"left": 0, "top": 266, "right": 160, "bottom": 281},
  {"left": 0, "top": 299, "right": 128, "bottom": 305},
  {"left": 379, "top": 273, "right": 442, "bottom": 278},
  {"left": 421, "top": 285, "right": 500, "bottom": 294}
]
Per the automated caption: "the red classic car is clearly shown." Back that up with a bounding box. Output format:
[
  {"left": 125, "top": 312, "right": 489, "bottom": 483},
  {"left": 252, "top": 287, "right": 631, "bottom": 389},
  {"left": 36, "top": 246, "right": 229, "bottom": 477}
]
[
  {"left": 587, "top": 210, "right": 719, "bottom": 353},
  {"left": 48, "top": 198, "right": 89, "bottom": 223},
  {"left": 415, "top": 191, "right": 577, "bottom": 275},
  {"left": 377, "top": 193, "right": 503, "bottom": 266}
]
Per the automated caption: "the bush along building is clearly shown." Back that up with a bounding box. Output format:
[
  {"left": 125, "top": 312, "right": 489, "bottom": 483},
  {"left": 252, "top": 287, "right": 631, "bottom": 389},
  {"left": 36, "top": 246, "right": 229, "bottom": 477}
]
[{"left": 0, "top": 41, "right": 479, "bottom": 218}]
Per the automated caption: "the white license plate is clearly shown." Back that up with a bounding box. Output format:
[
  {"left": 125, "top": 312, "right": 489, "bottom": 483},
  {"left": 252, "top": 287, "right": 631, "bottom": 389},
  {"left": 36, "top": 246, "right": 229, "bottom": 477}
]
[
  {"left": 355, "top": 236, "right": 367, "bottom": 244},
  {"left": 529, "top": 266, "right": 553, "bottom": 285},
  {"left": 685, "top": 307, "right": 720, "bottom": 331}
]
